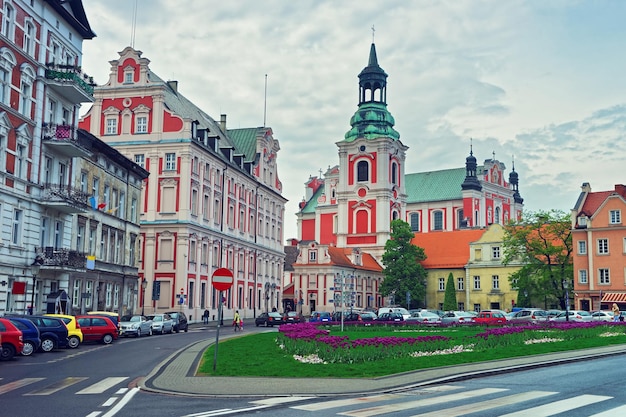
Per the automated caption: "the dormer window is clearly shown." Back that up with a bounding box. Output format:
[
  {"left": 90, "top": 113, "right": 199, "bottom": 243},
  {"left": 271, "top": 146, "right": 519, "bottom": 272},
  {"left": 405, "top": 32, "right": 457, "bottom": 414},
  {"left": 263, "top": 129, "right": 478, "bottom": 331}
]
[
  {"left": 578, "top": 216, "right": 587, "bottom": 227},
  {"left": 123, "top": 66, "right": 134, "bottom": 84},
  {"left": 309, "top": 250, "right": 317, "bottom": 262}
]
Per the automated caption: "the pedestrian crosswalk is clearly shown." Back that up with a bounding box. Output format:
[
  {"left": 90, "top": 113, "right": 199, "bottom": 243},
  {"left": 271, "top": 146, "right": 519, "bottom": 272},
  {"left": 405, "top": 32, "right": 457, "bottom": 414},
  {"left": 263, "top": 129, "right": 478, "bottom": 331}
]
[
  {"left": 0, "top": 376, "right": 128, "bottom": 396},
  {"left": 246, "top": 384, "right": 626, "bottom": 417}
]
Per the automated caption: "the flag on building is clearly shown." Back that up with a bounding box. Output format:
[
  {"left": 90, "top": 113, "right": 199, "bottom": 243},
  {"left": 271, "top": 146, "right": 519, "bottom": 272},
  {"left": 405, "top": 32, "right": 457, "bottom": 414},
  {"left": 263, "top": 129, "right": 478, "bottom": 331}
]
[{"left": 12, "top": 281, "right": 26, "bottom": 295}]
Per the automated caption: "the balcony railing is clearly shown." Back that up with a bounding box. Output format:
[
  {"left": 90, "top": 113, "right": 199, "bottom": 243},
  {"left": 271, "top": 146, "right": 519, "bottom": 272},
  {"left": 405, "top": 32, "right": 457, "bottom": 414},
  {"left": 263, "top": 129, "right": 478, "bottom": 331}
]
[
  {"left": 42, "top": 123, "right": 91, "bottom": 158},
  {"left": 44, "top": 64, "right": 95, "bottom": 96},
  {"left": 35, "top": 247, "right": 86, "bottom": 269},
  {"left": 40, "top": 183, "right": 91, "bottom": 213}
]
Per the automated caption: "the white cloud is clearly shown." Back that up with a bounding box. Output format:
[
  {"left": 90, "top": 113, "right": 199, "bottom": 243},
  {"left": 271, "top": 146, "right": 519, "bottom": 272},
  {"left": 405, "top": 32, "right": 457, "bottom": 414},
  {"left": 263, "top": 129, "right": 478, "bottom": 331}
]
[{"left": 81, "top": 0, "right": 626, "bottom": 239}]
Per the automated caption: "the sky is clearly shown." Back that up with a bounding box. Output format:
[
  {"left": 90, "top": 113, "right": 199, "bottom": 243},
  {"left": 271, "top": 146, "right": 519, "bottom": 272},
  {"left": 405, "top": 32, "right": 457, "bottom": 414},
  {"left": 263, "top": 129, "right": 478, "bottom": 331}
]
[{"left": 80, "top": 1, "right": 626, "bottom": 241}]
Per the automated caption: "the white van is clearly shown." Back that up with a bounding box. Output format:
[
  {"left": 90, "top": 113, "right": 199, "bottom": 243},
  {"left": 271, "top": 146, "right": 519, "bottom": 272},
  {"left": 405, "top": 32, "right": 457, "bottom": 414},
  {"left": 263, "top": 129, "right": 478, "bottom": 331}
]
[{"left": 377, "top": 307, "right": 410, "bottom": 320}]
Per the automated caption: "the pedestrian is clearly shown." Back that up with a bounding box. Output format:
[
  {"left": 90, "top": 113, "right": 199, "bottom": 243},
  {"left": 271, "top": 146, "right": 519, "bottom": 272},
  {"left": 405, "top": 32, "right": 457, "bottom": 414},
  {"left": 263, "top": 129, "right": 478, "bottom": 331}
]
[
  {"left": 233, "top": 310, "right": 241, "bottom": 331},
  {"left": 203, "top": 309, "right": 209, "bottom": 324},
  {"left": 612, "top": 303, "right": 620, "bottom": 322}
]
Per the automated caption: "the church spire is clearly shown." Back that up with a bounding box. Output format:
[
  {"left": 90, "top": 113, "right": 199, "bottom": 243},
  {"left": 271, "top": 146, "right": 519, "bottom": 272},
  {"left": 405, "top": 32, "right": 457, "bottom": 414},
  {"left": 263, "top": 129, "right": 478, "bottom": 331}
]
[
  {"left": 461, "top": 140, "right": 482, "bottom": 192},
  {"left": 509, "top": 156, "right": 524, "bottom": 203},
  {"left": 344, "top": 42, "right": 400, "bottom": 142}
]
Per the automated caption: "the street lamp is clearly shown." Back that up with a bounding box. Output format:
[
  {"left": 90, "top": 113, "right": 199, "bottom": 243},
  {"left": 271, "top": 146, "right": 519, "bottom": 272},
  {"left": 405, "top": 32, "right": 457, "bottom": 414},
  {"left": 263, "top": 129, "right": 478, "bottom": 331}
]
[
  {"left": 141, "top": 278, "right": 148, "bottom": 315},
  {"left": 563, "top": 280, "right": 570, "bottom": 322},
  {"left": 30, "top": 259, "right": 42, "bottom": 315}
]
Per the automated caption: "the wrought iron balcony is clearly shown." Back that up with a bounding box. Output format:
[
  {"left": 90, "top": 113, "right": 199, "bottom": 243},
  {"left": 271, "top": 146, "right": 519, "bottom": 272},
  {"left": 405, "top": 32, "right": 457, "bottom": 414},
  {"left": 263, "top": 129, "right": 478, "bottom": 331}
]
[
  {"left": 44, "top": 64, "right": 95, "bottom": 103},
  {"left": 42, "top": 123, "right": 91, "bottom": 158},
  {"left": 35, "top": 247, "right": 87, "bottom": 269},
  {"left": 40, "top": 183, "right": 91, "bottom": 214}
]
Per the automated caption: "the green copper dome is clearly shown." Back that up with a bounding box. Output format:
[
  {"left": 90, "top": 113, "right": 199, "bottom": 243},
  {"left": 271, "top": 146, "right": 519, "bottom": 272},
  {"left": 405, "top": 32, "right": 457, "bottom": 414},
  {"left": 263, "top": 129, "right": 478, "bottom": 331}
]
[
  {"left": 344, "top": 102, "right": 400, "bottom": 142},
  {"left": 343, "top": 43, "right": 400, "bottom": 142}
]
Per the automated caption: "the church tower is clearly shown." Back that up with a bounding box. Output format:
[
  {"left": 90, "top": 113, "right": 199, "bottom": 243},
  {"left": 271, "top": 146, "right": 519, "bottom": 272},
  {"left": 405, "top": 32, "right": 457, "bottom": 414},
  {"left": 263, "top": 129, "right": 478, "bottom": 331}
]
[{"left": 335, "top": 43, "right": 408, "bottom": 258}]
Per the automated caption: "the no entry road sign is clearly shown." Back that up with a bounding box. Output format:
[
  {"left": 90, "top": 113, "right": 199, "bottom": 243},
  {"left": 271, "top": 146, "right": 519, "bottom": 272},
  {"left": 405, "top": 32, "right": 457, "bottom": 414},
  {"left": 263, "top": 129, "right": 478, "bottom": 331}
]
[{"left": 212, "top": 268, "right": 234, "bottom": 291}]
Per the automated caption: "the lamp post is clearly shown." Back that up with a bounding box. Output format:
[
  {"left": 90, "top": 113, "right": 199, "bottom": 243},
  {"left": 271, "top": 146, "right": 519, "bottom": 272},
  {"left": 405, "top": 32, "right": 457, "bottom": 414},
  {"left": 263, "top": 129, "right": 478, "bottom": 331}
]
[
  {"left": 563, "top": 280, "right": 570, "bottom": 322},
  {"left": 30, "top": 261, "right": 42, "bottom": 315},
  {"left": 141, "top": 278, "right": 147, "bottom": 315}
]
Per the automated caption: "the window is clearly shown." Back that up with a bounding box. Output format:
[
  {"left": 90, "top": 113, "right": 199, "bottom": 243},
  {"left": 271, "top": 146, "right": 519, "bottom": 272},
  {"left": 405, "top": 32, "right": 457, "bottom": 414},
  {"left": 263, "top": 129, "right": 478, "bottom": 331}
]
[
  {"left": 473, "top": 304, "right": 481, "bottom": 313},
  {"left": 134, "top": 154, "right": 145, "bottom": 168},
  {"left": 391, "top": 161, "right": 398, "bottom": 185},
  {"left": 433, "top": 211, "right": 443, "bottom": 231},
  {"left": 438, "top": 277, "right": 445, "bottom": 291},
  {"left": 409, "top": 213, "right": 420, "bottom": 232},
  {"left": 357, "top": 160, "right": 369, "bottom": 182},
  {"left": 457, "top": 277, "right": 464, "bottom": 291},
  {"left": 124, "top": 71, "right": 133, "bottom": 84},
  {"left": 191, "top": 189, "right": 198, "bottom": 215},
  {"left": 72, "top": 281, "right": 80, "bottom": 308},
  {"left": 309, "top": 249, "right": 317, "bottom": 262},
  {"left": 76, "top": 224, "right": 84, "bottom": 251},
  {"left": 11, "top": 209, "right": 22, "bottom": 245},
  {"left": 20, "top": 66, "right": 35, "bottom": 117},
  {"left": 599, "top": 268, "right": 610, "bottom": 285},
  {"left": 130, "top": 198, "right": 137, "bottom": 223},
  {"left": 165, "top": 153, "right": 176, "bottom": 170},
  {"left": 105, "top": 283, "right": 112, "bottom": 307},
  {"left": 597, "top": 238, "right": 609, "bottom": 255},
  {"left": 578, "top": 240, "right": 587, "bottom": 255},
  {"left": 14, "top": 144, "right": 25, "bottom": 178},
  {"left": 492, "top": 275, "right": 500, "bottom": 289},
  {"left": 2, "top": 3, "right": 14, "bottom": 40},
  {"left": 610, "top": 210, "right": 621, "bottom": 225},
  {"left": 0, "top": 48, "right": 14, "bottom": 106},
  {"left": 85, "top": 281, "right": 93, "bottom": 308},
  {"left": 492, "top": 246, "right": 501, "bottom": 260},
  {"left": 106, "top": 118, "right": 117, "bottom": 135},
  {"left": 23, "top": 21, "right": 35, "bottom": 56},
  {"left": 578, "top": 216, "right": 587, "bottom": 227},
  {"left": 473, "top": 276, "right": 481, "bottom": 290},
  {"left": 136, "top": 116, "right": 147, "bottom": 133},
  {"left": 578, "top": 270, "right": 588, "bottom": 284}
]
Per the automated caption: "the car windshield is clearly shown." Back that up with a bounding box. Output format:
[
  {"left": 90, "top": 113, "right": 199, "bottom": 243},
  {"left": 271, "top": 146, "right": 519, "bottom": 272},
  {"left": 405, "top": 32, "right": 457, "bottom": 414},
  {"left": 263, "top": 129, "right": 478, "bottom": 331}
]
[
  {"left": 121, "top": 315, "right": 141, "bottom": 322},
  {"left": 169, "top": 313, "right": 179, "bottom": 318},
  {"left": 152, "top": 316, "right": 162, "bottom": 322}
]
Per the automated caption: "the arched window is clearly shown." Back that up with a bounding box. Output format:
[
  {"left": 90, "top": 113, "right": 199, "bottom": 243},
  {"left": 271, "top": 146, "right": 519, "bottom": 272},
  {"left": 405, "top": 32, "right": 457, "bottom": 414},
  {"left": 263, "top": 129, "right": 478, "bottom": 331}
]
[
  {"left": 0, "top": 48, "right": 16, "bottom": 105},
  {"left": 391, "top": 161, "right": 398, "bottom": 185},
  {"left": 494, "top": 206, "right": 501, "bottom": 224},
  {"left": 392, "top": 210, "right": 399, "bottom": 220},
  {"left": 19, "top": 65, "right": 35, "bottom": 117},
  {"left": 456, "top": 209, "right": 464, "bottom": 229},
  {"left": 2, "top": 4, "right": 14, "bottom": 41},
  {"left": 432, "top": 211, "right": 443, "bottom": 231},
  {"left": 357, "top": 160, "right": 369, "bottom": 182},
  {"left": 409, "top": 213, "right": 420, "bottom": 232},
  {"left": 24, "top": 21, "right": 35, "bottom": 56}
]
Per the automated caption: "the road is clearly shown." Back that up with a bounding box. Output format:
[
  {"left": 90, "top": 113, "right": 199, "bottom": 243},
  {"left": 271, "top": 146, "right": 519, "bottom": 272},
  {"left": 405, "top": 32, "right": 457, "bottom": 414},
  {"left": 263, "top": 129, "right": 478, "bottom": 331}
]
[{"left": 3, "top": 325, "right": 626, "bottom": 417}]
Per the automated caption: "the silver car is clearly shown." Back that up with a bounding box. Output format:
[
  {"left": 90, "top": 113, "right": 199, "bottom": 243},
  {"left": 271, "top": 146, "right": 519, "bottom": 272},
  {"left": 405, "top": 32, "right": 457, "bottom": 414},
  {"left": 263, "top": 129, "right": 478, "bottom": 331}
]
[
  {"left": 441, "top": 311, "right": 475, "bottom": 325},
  {"left": 550, "top": 310, "right": 593, "bottom": 322},
  {"left": 405, "top": 310, "right": 441, "bottom": 325},
  {"left": 148, "top": 313, "right": 174, "bottom": 334},
  {"left": 119, "top": 315, "right": 153, "bottom": 337},
  {"left": 509, "top": 309, "right": 548, "bottom": 324}
]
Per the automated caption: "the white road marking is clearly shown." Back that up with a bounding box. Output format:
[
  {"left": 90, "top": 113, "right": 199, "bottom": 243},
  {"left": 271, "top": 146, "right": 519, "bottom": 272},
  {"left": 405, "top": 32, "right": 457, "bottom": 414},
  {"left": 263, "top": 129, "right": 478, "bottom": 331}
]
[
  {"left": 102, "top": 397, "right": 117, "bottom": 407},
  {"left": 293, "top": 394, "right": 401, "bottom": 411},
  {"left": 590, "top": 404, "right": 626, "bottom": 416},
  {"left": 25, "top": 376, "right": 88, "bottom": 395},
  {"left": 76, "top": 377, "right": 128, "bottom": 394},
  {"left": 99, "top": 386, "right": 139, "bottom": 417},
  {"left": 0, "top": 378, "right": 45, "bottom": 395},
  {"left": 499, "top": 394, "right": 612, "bottom": 417}
]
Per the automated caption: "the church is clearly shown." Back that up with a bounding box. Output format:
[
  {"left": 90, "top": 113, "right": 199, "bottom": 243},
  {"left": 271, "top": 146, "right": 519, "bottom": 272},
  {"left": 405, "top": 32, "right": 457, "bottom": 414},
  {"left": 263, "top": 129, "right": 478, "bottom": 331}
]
[{"left": 284, "top": 42, "right": 524, "bottom": 314}]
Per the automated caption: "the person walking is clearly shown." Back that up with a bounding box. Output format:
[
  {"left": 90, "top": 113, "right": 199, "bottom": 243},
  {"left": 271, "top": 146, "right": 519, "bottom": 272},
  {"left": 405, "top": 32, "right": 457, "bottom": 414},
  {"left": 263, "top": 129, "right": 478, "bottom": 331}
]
[
  {"left": 233, "top": 310, "right": 242, "bottom": 331},
  {"left": 203, "top": 309, "right": 209, "bottom": 324},
  {"left": 612, "top": 303, "right": 620, "bottom": 322}
]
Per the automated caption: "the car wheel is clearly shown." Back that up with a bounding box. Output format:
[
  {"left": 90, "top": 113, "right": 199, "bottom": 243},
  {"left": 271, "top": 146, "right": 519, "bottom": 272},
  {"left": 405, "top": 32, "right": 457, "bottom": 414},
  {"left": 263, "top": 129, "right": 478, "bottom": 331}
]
[
  {"left": 175, "top": 326, "right": 180, "bottom": 333},
  {"left": 1, "top": 344, "right": 16, "bottom": 361},
  {"left": 136, "top": 328, "right": 142, "bottom": 337},
  {"left": 255, "top": 322, "right": 260, "bottom": 327},
  {"left": 40, "top": 338, "right": 55, "bottom": 352},
  {"left": 184, "top": 326, "right": 188, "bottom": 333},
  {"left": 102, "top": 334, "right": 114, "bottom": 344},
  {"left": 21, "top": 341, "right": 35, "bottom": 356},
  {"left": 68, "top": 336, "right": 80, "bottom": 349}
]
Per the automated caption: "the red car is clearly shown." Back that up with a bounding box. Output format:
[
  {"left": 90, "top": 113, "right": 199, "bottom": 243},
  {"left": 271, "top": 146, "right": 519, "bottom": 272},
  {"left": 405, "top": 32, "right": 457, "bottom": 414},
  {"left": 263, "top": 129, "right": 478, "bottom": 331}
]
[
  {"left": 474, "top": 311, "right": 507, "bottom": 325},
  {"left": 75, "top": 316, "right": 119, "bottom": 344},
  {"left": 0, "top": 317, "right": 24, "bottom": 360}
]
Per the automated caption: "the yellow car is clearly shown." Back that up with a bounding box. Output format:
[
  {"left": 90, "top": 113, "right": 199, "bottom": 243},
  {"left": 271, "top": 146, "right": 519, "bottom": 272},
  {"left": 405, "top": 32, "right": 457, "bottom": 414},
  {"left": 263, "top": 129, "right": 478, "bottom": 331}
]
[{"left": 45, "top": 314, "right": 83, "bottom": 348}]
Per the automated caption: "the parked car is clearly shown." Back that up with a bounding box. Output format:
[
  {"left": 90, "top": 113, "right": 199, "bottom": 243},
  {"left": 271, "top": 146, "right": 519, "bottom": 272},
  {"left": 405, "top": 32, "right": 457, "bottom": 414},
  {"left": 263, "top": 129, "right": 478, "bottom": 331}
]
[
  {"left": 45, "top": 314, "right": 83, "bottom": 348},
  {"left": 75, "top": 316, "right": 119, "bottom": 344},
  {"left": 441, "top": 311, "right": 475, "bottom": 325},
  {"left": 165, "top": 311, "right": 188, "bottom": 333},
  {"left": 255, "top": 312, "right": 283, "bottom": 327},
  {"left": 283, "top": 311, "right": 305, "bottom": 324},
  {"left": 509, "top": 309, "right": 548, "bottom": 325},
  {"left": 377, "top": 307, "right": 410, "bottom": 320},
  {"left": 0, "top": 317, "right": 23, "bottom": 360},
  {"left": 7, "top": 317, "right": 41, "bottom": 356},
  {"left": 591, "top": 311, "right": 614, "bottom": 322},
  {"left": 474, "top": 310, "right": 507, "bottom": 325},
  {"left": 376, "top": 312, "right": 405, "bottom": 323},
  {"left": 550, "top": 310, "right": 593, "bottom": 322},
  {"left": 359, "top": 311, "right": 377, "bottom": 322},
  {"left": 147, "top": 313, "right": 174, "bottom": 334},
  {"left": 545, "top": 309, "right": 563, "bottom": 319},
  {"left": 19, "top": 315, "right": 69, "bottom": 352},
  {"left": 87, "top": 311, "right": 120, "bottom": 329},
  {"left": 119, "top": 315, "right": 153, "bottom": 337},
  {"left": 405, "top": 310, "right": 442, "bottom": 325},
  {"left": 309, "top": 311, "right": 332, "bottom": 322}
]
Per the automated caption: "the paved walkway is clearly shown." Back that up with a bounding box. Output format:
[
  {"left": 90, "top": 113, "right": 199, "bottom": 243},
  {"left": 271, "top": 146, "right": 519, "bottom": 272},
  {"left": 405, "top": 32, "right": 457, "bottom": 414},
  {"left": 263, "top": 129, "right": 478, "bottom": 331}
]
[{"left": 140, "top": 322, "right": 626, "bottom": 398}]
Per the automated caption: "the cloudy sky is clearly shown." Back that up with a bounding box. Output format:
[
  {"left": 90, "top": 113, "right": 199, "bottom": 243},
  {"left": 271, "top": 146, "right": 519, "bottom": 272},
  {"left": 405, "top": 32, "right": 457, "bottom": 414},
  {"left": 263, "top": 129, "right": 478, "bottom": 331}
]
[{"left": 80, "top": 1, "right": 625, "bottom": 241}]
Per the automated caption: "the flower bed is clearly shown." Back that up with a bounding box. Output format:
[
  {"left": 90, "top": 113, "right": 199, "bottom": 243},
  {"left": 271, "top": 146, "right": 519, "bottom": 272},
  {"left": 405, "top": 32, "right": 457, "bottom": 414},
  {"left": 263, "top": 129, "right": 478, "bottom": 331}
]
[{"left": 277, "top": 321, "right": 626, "bottom": 365}]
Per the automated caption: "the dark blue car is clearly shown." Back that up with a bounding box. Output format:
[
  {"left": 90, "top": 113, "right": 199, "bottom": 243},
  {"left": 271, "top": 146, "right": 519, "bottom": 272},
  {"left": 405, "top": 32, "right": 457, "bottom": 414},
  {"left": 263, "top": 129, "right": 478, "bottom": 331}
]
[
  {"left": 7, "top": 317, "right": 41, "bottom": 356},
  {"left": 21, "top": 316, "right": 69, "bottom": 352}
]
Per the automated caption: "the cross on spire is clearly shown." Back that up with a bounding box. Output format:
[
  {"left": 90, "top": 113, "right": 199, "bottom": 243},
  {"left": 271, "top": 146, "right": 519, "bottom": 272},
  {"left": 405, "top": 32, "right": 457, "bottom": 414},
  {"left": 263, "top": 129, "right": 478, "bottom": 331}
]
[
  {"left": 371, "top": 25, "right": 375, "bottom": 43},
  {"left": 492, "top": 150, "right": 496, "bottom": 160}
]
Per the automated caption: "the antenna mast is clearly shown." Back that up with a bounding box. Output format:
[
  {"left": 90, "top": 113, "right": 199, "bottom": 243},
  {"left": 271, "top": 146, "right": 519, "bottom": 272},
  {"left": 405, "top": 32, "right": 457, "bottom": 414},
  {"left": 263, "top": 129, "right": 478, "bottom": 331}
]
[
  {"left": 263, "top": 74, "right": 268, "bottom": 127},
  {"left": 130, "top": 0, "right": 138, "bottom": 48}
]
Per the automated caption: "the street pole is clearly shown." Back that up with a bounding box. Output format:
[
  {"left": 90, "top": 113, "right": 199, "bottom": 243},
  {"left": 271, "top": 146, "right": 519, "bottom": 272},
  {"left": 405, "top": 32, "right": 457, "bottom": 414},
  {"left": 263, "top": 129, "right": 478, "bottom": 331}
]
[{"left": 213, "top": 290, "right": 223, "bottom": 371}]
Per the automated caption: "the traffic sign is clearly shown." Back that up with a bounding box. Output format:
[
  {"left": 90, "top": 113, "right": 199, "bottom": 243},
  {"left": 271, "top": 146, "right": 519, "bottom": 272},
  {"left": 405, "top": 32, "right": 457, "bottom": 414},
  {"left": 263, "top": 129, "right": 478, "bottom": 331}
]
[{"left": 212, "top": 268, "right": 234, "bottom": 291}]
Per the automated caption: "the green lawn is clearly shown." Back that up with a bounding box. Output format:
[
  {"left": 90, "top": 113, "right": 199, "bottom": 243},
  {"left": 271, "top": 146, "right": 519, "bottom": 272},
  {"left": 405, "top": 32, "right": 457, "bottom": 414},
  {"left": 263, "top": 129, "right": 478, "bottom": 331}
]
[{"left": 197, "top": 325, "right": 626, "bottom": 378}]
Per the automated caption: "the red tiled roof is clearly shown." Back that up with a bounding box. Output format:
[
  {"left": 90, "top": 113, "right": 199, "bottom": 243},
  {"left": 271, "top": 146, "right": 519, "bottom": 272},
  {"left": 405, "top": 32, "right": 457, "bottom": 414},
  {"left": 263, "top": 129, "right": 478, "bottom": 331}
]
[
  {"left": 327, "top": 247, "right": 383, "bottom": 272},
  {"left": 580, "top": 191, "right": 613, "bottom": 217},
  {"left": 412, "top": 229, "right": 486, "bottom": 269},
  {"left": 283, "top": 282, "right": 294, "bottom": 296}
]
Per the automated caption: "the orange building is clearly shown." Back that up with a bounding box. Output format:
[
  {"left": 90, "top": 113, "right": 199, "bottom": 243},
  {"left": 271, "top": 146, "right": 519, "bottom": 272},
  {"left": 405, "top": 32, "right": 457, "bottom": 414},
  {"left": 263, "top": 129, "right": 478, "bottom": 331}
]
[{"left": 572, "top": 183, "right": 626, "bottom": 311}]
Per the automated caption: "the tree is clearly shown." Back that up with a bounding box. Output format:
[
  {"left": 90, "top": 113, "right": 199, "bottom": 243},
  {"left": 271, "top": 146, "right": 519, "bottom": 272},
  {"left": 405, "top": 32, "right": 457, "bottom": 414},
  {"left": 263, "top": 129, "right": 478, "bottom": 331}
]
[
  {"left": 381, "top": 219, "right": 427, "bottom": 309},
  {"left": 502, "top": 210, "right": 573, "bottom": 310},
  {"left": 443, "top": 272, "right": 457, "bottom": 311}
]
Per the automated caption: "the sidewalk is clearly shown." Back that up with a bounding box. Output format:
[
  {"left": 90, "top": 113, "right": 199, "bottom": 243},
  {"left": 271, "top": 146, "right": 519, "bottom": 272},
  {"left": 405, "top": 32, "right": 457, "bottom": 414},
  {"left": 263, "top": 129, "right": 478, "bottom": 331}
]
[{"left": 140, "top": 323, "right": 626, "bottom": 398}]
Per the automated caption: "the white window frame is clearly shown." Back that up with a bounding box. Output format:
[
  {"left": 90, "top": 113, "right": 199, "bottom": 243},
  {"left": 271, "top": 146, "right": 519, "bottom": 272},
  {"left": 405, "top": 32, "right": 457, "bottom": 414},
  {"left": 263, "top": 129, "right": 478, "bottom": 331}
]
[
  {"left": 19, "top": 65, "right": 35, "bottom": 117},
  {"left": 609, "top": 209, "right": 621, "bottom": 225},
  {"left": 578, "top": 240, "right": 587, "bottom": 255},
  {"left": 473, "top": 275, "right": 481, "bottom": 290},
  {"left": 492, "top": 246, "right": 501, "bottom": 260},
  {"left": 2, "top": 3, "right": 15, "bottom": 40},
  {"left": 11, "top": 209, "right": 22, "bottom": 245},
  {"left": 492, "top": 275, "right": 499, "bottom": 289},
  {"left": 438, "top": 277, "right": 445, "bottom": 291},
  {"left": 0, "top": 48, "right": 15, "bottom": 105},
  {"left": 457, "top": 277, "right": 464, "bottom": 291},
  {"left": 578, "top": 269, "right": 588, "bottom": 284},
  {"left": 309, "top": 250, "right": 317, "bottom": 262},
  {"left": 165, "top": 153, "right": 176, "bottom": 171},
  {"left": 106, "top": 117, "right": 117, "bottom": 135},
  {"left": 599, "top": 268, "right": 610, "bottom": 285},
  {"left": 432, "top": 210, "right": 443, "bottom": 231},
  {"left": 23, "top": 20, "right": 35, "bottom": 56},
  {"left": 136, "top": 115, "right": 147, "bottom": 133},
  {"left": 597, "top": 238, "right": 609, "bottom": 255},
  {"left": 134, "top": 154, "right": 145, "bottom": 168}
]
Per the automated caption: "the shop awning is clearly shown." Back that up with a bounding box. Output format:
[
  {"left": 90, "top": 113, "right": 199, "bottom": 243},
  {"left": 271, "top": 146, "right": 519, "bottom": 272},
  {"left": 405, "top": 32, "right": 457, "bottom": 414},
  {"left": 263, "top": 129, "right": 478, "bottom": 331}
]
[
  {"left": 601, "top": 292, "right": 626, "bottom": 303},
  {"left": 283, "top": 282, "right": 294, "bottom": 297}
]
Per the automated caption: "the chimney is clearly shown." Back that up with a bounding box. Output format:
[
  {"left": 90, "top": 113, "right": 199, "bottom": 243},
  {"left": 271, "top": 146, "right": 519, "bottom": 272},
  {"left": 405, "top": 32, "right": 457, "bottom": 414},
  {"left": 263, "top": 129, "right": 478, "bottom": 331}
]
[
  {"left": 167, "top": 80, "right": 178, "bottom": 92},
  {"left": 220, "top": 114, "right": 227, "bottom": 132},
  {"left": 581, "top": 182, "right": 591, "bottom": 193},
  {"left": 615, "top": 184, "right": 626, "bottom": 197}
]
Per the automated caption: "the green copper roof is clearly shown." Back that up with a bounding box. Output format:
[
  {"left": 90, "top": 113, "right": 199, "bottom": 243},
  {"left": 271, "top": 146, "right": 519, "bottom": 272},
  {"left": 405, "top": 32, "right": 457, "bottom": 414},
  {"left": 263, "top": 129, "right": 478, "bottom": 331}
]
[
  {"left": 300, "top": 184, "right": 325, "bottom": 214},
  {"left": 344, "top": 102, "right": 400, "bottom": 142},
  {"left": 405, "top": 166, "right": 484, "bottom": 203},
  {"left": 227, "top": 127, "right": 258, "bottom": 163}
]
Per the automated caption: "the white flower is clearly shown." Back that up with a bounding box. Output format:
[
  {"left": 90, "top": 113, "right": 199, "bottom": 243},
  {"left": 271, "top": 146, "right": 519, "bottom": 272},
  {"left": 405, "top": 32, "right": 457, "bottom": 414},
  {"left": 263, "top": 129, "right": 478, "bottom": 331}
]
[
  {"left": 293, "top": 354, "right": 327, "bottom": 364},
  {"left": 524, "top": 337, "right": 564, "bottom": 345}
]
